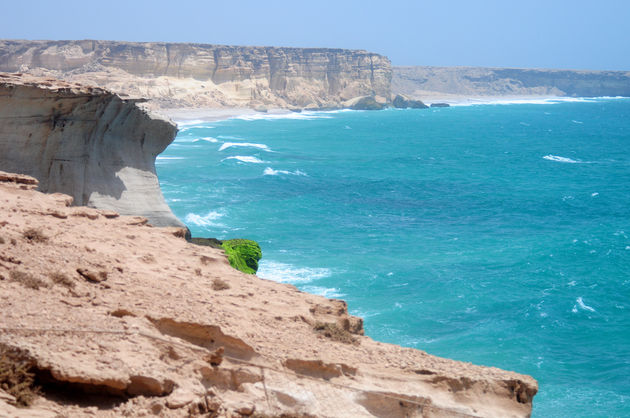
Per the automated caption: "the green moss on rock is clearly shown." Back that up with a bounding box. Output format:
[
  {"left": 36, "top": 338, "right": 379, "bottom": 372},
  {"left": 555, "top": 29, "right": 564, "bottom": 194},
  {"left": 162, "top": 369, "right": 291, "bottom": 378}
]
[{"left": 221, "top": 239, "right": 262, "bottom": 274}]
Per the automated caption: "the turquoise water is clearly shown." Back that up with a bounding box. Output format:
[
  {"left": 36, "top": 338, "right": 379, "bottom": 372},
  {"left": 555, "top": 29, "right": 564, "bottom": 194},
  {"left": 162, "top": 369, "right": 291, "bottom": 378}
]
[{"left": 157, "top": 99, "right": 630, "bottom": 417}]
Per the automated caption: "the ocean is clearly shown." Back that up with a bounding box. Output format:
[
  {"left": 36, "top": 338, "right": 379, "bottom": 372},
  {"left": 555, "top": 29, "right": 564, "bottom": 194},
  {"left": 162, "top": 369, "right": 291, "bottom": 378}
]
[{"left": 157, "top": 98, "right": 630, "bottom": 417}]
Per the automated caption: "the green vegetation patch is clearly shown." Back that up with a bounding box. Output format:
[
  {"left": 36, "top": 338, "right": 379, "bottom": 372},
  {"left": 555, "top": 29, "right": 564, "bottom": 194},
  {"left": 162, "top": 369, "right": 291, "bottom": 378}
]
[{"left": 221, "top": 239, "right": 262, "bottom": 274}]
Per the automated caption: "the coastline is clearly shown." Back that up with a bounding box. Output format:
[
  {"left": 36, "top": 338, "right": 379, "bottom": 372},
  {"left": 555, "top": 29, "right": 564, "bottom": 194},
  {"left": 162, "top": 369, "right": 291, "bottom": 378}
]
[
  {"left": 159, "top": 95, "right": 630, "bottom": 126},
  {"left": 0, "top": 72, "right": 548, "bottom": 417}
]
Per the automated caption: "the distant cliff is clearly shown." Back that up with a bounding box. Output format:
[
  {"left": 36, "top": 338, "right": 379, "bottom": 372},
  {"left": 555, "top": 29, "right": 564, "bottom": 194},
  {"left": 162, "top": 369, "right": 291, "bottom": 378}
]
[
  {"left": 0, "top": 72, "right": 184, "bottom": 228},
  {"left": 393, "top": 66, "right": 630, "bottom": 100},
  {"left": 0, "top": 40, "right": 391, "bottom": 110}
]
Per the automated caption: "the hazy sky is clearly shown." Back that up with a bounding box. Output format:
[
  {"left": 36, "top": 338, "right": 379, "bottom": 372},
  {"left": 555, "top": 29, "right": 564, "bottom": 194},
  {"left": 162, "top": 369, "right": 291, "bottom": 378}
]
[{"left": 4, "top": 0, "right": 630, "bottom": 70}]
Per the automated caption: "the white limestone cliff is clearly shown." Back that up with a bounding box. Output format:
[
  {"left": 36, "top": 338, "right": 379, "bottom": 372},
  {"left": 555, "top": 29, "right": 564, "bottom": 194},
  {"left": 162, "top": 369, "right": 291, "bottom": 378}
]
[
  {"left": 0, "top": 72, "right": 184, "bottom": 228},
  {"left": 0, "top": 40, "right": 392, "bottom": 110}
]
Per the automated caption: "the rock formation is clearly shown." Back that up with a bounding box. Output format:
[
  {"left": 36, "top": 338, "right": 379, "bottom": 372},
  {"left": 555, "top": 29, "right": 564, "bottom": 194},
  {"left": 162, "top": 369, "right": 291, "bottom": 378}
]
[
  {"left": 392, "top": 94, "right": 428, "bottom": 109},
  {"left": 0, "top": 72, "right": 184, "bottom": 228},
  {"left": 393, "top": 66, "right": 630, "bottom": 100},
  {"left": 0, "top": 40, "right": 392, "bottom": 110},
  {"left": 0, "top": 173, "right": 537, "bottom": 417}
]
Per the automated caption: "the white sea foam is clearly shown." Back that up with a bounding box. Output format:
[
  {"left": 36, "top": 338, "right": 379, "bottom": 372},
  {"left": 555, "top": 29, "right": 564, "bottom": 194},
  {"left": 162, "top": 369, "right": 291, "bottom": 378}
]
[
  {"left": 184, "top": 211, "right": 224, "bottom": 227},
  {"left": 218, "top": 142, "right": 271, "bottom": 152},
  {"left": 231, "top": 111, "right": 334, "bottom": 121},
  {"left": 223, "top": 156, "right": 267, "bottom": 164},
  {"left": 192, "top": 137, "right": 219, "bottom": 143},
  {"left": 543, "top": 155, "right": 581, "bottom": 163},
  {"left": 263, "top": 167, "right": 307, "bottom": 176},
  {"left": 591, "top": 192, "right": 599, "bottom": 197},
  {"left": 572, "top": 120, "right": 584, "bottom": 124},
  {"left": 176, "top": 119, "right": 207, "bottom": 127},
  {"left": 301, "top": 286, "right": 344, "bottom": 298},
  {"left": 576, "top": 297, "right": 596, "bottom": 312},
  {"left": 257, "top": 260, "right": 331, "bottom": 284},
  {"left": 156, "top": 156, "right": 185, "bottom": 162},
  {"left": 217, "top": 135, "right": 246, "bottom": 140},
  {"left": 450, "top": 96, "right": 605, "bottom": 107}
]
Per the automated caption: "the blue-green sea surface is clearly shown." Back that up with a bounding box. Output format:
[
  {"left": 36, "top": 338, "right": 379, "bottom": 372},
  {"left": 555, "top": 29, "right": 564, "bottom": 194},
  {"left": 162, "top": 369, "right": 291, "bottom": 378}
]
[{"left": 157, "top": 99, "right": 630, "bottom": 417}]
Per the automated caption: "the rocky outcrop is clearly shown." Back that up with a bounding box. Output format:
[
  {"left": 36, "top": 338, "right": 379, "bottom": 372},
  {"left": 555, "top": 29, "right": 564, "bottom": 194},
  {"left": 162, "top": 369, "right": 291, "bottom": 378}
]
[
  {"left": 0, "top": 176, "right": 537, "bottom": 417},
  {"left": 350, "top": 96, "right": 388, "bottom": 110},
  {"left": 0, "top": 40, "right": 392, "bottom": 110},
  {"left": 392, "top": 94, "right": 428, "bottom": 109},
  {"left": 393, "top": 66, "right": 630, "bottom": 99},
  {"left": 0, "top": 73, "right": 183, "bottom": 228}
]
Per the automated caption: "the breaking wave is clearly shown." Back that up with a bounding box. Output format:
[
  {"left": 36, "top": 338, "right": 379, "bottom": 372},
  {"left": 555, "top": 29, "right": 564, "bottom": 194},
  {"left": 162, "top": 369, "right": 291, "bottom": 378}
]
[
  {"left": 192, "top": 137, "right": 219, "bottom": 143},
  {"left": 184, "top": 211, "right": 224, "bottom": 227},
  {"left": 263, "top": 167, "right": 307, "bottom": 176},
  {"left": 219, "top": 142, "right": 271, "bottom": 152},
  {"left": 543, "top": 155, "right": 581, "bottom": 164},
  {"left": 224, "top": 156, "right": 267, "bottom": 164},
  {"left": 257, "top": 260, "right": 331, "bottom": 284}
]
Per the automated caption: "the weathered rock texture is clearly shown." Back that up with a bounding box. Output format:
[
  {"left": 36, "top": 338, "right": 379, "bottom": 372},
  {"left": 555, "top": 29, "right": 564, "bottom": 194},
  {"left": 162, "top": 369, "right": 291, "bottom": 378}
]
[
  {"left": 0, "top": 174, "right": 537, "bottom": 417},
  {"left": 0, "top": 40, "right": 392, "bottom": 110},
  {"left": 0, "top": 73, "right": 183, "bottom": 228},
  {"left": 393, "top": 66, "right": 630, "bottom": 100}
]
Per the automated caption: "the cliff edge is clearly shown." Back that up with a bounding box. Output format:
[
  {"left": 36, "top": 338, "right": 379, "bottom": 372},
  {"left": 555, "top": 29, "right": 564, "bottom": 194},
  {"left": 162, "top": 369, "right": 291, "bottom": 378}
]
[
  {"left": 0, "top": 72, "right": 184, "bottom": 228},
  {"left": 0, "top": 40, "right": 392, "bottom": 110},
  {"left": 0, "top": 173, "right": 537, "bottom": 417},
  {"left": 393, "top": 66, "right": 630, "bottom": 101}
]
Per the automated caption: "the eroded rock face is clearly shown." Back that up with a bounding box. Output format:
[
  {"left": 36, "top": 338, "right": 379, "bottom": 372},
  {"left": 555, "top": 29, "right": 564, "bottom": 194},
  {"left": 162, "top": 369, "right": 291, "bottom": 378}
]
[
  {"left": 0, "top": 40, "right": 392, "bottom": 109},
  {"left": 0, "top": 176, "right": 538, "bottom": 417},
  {"left": 393, "top": 66, "right": 630, "bottom": 99},
  {"left": 0, "top": 73, "right": 183, "bottom": 228}
]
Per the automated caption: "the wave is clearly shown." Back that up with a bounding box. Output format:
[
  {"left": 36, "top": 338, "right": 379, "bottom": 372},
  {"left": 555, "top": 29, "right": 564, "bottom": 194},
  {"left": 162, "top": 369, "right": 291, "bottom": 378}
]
[
  {"left": 218, "top": 142, "right": 272, "bottom": 152},
  {"left": 231, "top": 111, "right": 334, "bottom": 121},
  {"left": 451, "top": 96, "right": 630, "bottom": 107},
  {"left": 543, "top": 155, "right": 582, "bottom": 164},
  {"left": 263, "top": 167, "right": 307, "bottom": 176},
  {"left": 192, "top": 136, "right": 218, "bottom": 143},
  {"left": 223, "top": 156, "right": 267, "bottom": 164},
  {"left": 156, "top": 156, "right": 184, "bottom": 162},
  {"left": 176, "top": 119, "right": 207, "bottom": 127},
  {"left": 301, "top": 285, "right": 345, "bottom": 298},
  {"left": 184, "top": 211, "right": 224, "bottom": 227},
  {"left": 574, "top": 297, "right": 596, "bottom": 313},
  {"left": 257, "top": 260, "right": 331, "bottom": 284}
]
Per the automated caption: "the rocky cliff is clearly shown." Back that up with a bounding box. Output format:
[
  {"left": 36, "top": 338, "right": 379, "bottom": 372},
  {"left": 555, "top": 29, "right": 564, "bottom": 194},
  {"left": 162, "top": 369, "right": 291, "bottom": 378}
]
[
  {"left": 0, "top": 72, "right": 184, "bottom": 228},
  {"left": 0, "top": 40, "right": 392, "bottom": 110},
  {"left": 393, "top": 66, "right": 630, "bottom": 100},
  {"left": 0, "top": 173, "right": 537, "bottom": 417}
]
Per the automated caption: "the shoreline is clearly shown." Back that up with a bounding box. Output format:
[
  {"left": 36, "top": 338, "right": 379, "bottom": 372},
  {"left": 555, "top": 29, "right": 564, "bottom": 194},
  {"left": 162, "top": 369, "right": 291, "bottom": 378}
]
[
  {"left": 158, "top": 107, "right": 295, "bottom": 124},
  {"left": 158, "top": 95, "right": 630, "bottom": 126}
]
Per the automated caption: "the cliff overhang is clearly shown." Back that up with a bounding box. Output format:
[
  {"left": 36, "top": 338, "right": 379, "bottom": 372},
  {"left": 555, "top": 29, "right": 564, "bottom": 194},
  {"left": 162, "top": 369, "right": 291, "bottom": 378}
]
[{"left": 0, "top": 72, "right": 184, "bottom": 228}]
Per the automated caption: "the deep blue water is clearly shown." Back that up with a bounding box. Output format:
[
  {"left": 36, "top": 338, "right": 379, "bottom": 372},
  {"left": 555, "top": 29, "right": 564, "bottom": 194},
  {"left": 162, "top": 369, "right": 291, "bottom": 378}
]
[{"left": 157, "top": 99, "right": 630, "bottom": 417}]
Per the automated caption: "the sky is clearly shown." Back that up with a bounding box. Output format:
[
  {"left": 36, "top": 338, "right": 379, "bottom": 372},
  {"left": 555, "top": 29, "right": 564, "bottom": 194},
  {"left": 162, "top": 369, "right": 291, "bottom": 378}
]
[{"left": 3, "top": 0, "right": 630, "bottom": 70}]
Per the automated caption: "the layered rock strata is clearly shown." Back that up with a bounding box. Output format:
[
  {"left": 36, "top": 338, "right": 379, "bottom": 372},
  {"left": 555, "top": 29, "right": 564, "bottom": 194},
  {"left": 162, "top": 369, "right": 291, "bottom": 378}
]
[
  {"left": 0, "top": 72, "right": 184, "bottom": 228},
  {"left": 0, "top": 174, "right": 537, "bottom": 417},
  {"left": 393, "top": 66, "right": 630, "bottom": 100},
  {"left": 0, "top": 40, "right": 392, "bottom": 110}
]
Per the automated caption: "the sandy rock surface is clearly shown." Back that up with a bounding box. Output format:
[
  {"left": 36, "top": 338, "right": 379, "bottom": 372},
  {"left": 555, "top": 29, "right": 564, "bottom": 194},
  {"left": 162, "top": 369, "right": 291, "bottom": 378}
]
[
  {"left": 0, "top": 40, "right": 391, "bottom": 110},
  {"left": 0, "top": 173, "right": 536, "bottom": 417}
]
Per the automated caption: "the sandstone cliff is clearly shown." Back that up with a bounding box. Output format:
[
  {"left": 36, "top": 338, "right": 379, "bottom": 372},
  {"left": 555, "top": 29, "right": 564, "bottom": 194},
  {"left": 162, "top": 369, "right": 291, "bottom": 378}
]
[
  {"left": 0, "top": 173, "right": 537, "bottom": 417},
  {"left": 0, "top": 73, "right": 184, "bottom": 228},
  {"left": 0, "top": 40, "right": 391, "bottom": 110},
  {"left": 393, "top": 66, "right": 630, "bottom": 101}
]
